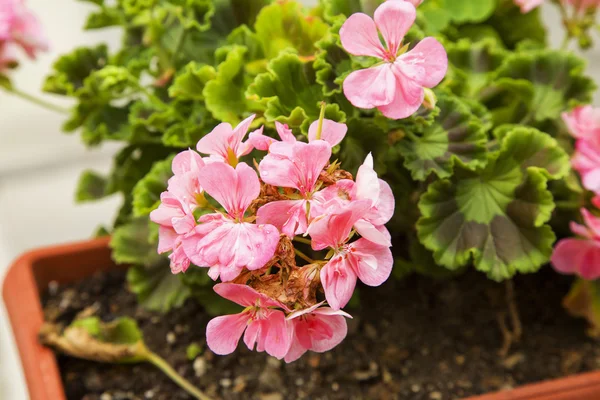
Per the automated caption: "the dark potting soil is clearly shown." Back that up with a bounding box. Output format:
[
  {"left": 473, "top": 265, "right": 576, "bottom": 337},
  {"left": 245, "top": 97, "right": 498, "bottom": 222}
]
[{"left": 42, "top": 267, "right": 600, "bottom": 400}]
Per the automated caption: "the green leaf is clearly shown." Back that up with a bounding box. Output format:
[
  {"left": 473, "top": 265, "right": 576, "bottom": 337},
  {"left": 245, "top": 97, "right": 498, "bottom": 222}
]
[
  {"left": 396, "top": 94, "right": 488, "bottom": 181},
  {"left": 248, "top": 53, "right": 345, "bottom": 131},
  {"left": 320, "top": 0, "right": 384, "bottom": 23},
  {"left": 444, "top": 39, "right": 508, "bottom": 98},
  {"left": 564, "top": 279, "right": 600, "bottom": 338},
  {"left": 487, "top": 5, "right": 546, "bottom": 49},
  {"left": 64, "top": 103, "right": 130, "bottom": 146},
  {"left": 180, "top": 268, "right": 242, "bottom": 316},
  {"left": 75, "top": 170, "right": 108, "bottom": 202},
  {"left": 110, "top": 217, "right": 162, "bottom": 266},
  {"left": 169, "top": 61, "right": 216, "bottom": 101},
  {"left": 167, "top": 0, "right": 215, "bottom": 32},
  {"left": 132, "top": 155, "right": 175, "bottom": 217},
  {"left": 491, "top": 50, "right": 596, "bottom": 123},
  {"left": 128, "top": 264, "right": 191, "bottom": 313},
  {"left": 417, "top": 127, "right": 570, "bottom": 281},
  {"left": 85, "top": 7, "right": 124, "bottom": 29},
  {"left": 418, "top": 0, "right": 496, "bottom": 33},
  {"left": 43, "top": 45, "right": 109, "bottom": 96},
  {"left": 314, "top": 21, "right": 352, "bottom": 97},
  {"left": 254, "top": 1, "right": 328, "bottom": 59}
]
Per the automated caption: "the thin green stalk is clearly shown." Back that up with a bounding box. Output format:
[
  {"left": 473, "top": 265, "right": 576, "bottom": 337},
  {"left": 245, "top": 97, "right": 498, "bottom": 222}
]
[
  {"left": 5, "top": 87, "right": 69, "bottom": 114},
  {"left": 293, "top": 236, "right": 312, "bottom": 246},
  {"left": 295, "top": 248, "right": 315, "bottom": 264},
  {"left": 146, "top": 351, "right": 212, "bottom": 400},
  {"left": 315, "top": 101, "right": 326, "bottom": 140}
]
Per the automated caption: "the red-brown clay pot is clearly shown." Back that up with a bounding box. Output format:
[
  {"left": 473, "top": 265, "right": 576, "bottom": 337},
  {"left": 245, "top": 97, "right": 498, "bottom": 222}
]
[{"left": 3, "top": 238, "right": 600, "bottom": 399}]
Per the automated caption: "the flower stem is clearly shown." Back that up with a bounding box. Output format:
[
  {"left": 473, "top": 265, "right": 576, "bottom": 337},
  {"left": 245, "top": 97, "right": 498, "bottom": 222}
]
[
  {"left": 294, "top": 248, "right": 315, "bottom": 264},
  {"left": 293, "top": 236, "right": 312, "bottom": 245},
  {"left": 146, "top": 351, "right": 212, "bottom": 400},
  {"left": 4, "top": 87, "right": 70, "bottom": 114},
  {"left": 315, "top": 101, "right": 326, "bottom": 140}
]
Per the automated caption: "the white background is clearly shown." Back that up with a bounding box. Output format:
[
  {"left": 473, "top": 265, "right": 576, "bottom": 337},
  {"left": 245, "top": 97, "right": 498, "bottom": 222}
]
[{"left": 0, "top": 1, "right": 598, "bottom": 399}]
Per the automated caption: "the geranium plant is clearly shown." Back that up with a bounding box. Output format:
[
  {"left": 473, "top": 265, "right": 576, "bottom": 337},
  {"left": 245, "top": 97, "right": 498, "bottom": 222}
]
[{"left": 6, "top": 0, "right": 600, "bottom": 396}]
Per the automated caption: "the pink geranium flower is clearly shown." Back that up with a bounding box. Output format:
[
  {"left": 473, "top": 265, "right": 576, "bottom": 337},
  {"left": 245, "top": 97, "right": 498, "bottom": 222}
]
[
  {"left": 572, "top": 139, "right": 600, "bottom": 193},
  {"left": 314, "top": 153, "right": 395, "bottom": 246},
  {"left": 206, "top": 283, "right": 293, "bottom": 359},
  {"left": 166, "top": 149, "right": 205, "bottom": 212},
  {"left": 183, "top": 162, "right": 280, "bottom": 281},
  {"left": 339, "top": 1, "right": 447, "bottom": 119},
  {"left": 284, "top": 303, "right": 352, "bottom": 363},
  {"left": 552, "top": 209, "right": 600, "bottom": 280},
  {"left": 514, "top": 0, "right": 544, "bottom": 13},
  {"left": 562, "top": 105, "right": 600, "bottom": 146},
  {"left": 0, "top": 0, "right": 48, "bottom": 60},
  {"left": 196, "top": 114, "right": 258, "bottom": 166},
  {"left": 307, "top": 201, "right": 394, "bottom": 310},
  {"left": 249, "top": 119, "right": 347, "bottom": 151},
  {"left": 257, "top": 139, "right": 332, "bottom": 237}
]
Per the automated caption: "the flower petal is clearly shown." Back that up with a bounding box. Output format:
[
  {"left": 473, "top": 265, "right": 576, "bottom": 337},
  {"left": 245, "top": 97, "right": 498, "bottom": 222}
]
[
  {"left": 172, "top": 149, "right": 204, "bottom": 175},
  {"left": 339, "top": 12, "right": 385, "bottom": 58},
  {"left": 552, "top": 239, "right": 600, "bottom": 279},
  {"left": 264, "top": 310, "right": 293, "bottom": 359},
  {"left": 308, "top": 119, "right": 348, "bottom": 147},
  {"left": 213, "top": 283, "right": 281, "bottom": 308},
  {"left": 196, "top": 122, "right": 233, "bottom": 159},
  {"left": 308, "top": 311, "right": 349, "bottom": 353},
  {"left": 374, "top": 0, "right": 416, "bottom": 56},
  {"left": 350, "top": 238, "right": 393, "bottom": 286},
  {"left": 257, "top": 199, "right": 308, "bottom": 237},
  {"left": 343, "top": 65, "right": 397, "bottom": 109},
  {"left": 397, "top": 37, "right": 448, "bottom": 88},
  {"left": 206, "top": 313, "right": 248, "bottom": 355},
  {"left": 320, "top": 256, "right": 358, "bottom": 310},
  {"left": 354, "top": 219, "right": 392, "bottom": 246},
  {"left": 377, "top": 71, "right": 424, "bottom": 119}
]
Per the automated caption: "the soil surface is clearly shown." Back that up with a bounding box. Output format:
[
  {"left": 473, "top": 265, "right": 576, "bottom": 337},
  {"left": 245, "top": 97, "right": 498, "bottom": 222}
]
[{"left": 42, "top": 267, "right": 600, "bottom": 400}]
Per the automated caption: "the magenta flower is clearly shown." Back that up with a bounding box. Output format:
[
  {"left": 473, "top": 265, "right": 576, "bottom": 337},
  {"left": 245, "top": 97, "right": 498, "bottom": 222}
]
[
  {"left": 206, "top": 283, "right": 293, "bottom": 359},
  {"left": 552, "top": 209, "right": 600, "bottom": 280},
  {"left": 339, "top": 1, "right": 447, "bottom": 119},
  {"left": 196, "top": 114, "right": 257, "bottom": 166},
  {"left": 308, "top": 201, "right": 394, "bottom": 310},
  {"left": 284, "top": 303, "right": 352, "bottom": 363},
  {"left": 514, "top": 0, "right": 544, "bottom": 13},
  {"left": 0, "top": 0, "right": 48, "bottom": 62},
  {"left": 314, "top": 154, "right": 395, "bottom": 246},
  {"left": 182, "top": 162, "right": 280, "bottom": 281},
  {"left": 563, "top": 105, "right": 600, "bottom": 146},
  {"left": 572, "top": 139, "right": 600, "bottom": 193},
  {"left": 257, "top": 139, "right": 332, "bottom": 237}
]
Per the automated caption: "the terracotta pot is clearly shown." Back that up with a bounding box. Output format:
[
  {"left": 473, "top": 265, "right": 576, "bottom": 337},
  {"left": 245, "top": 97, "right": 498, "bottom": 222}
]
[{"left": 3, "top": 238, "right": 600, "bottom": 400}]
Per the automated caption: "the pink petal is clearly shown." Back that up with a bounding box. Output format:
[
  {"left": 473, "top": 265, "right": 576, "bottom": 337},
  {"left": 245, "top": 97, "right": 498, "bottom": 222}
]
[
  {"left": 196, "top": 122, "right": 233, "bottom": 159},
  {"left": 276, "top": 122, "right": 297, "bottom": 142},
  {"left": 257, "top": 199, "right": 309, "bottom": 237},
  {"left": 581, "top": 208, "right": 600, "bottom": 239},
  {"left": 374, "top": 0, "right": 416, "bottom": 56},
  {"left": 248, "top": 127, "right": 276, "bottom": 151},
  {"left": 377, "top": 71, "right": 424, "bottom": 119},
  {"left": 307, "top": 310, "right": 349, "bottom": 353},
  {"left": 355, "top": 153, "right": 380, "bottom": 204},
  {"left": 552, "top": 239, "right": 600, "bottom": 279},
  {"left": 308, "top": 200, "right": 372, "bottom": 250},
  {"left": 206, "top": 313, "right": 249, "bottom": 355},
  {"left": 343, "top": 65, "right": 397, "bottom": 109},
  {"left": 172, "top": 149, "right": 204, "bottom": 175},
  {"left": 213, "top": 283, "right": 281, "bottom": 308},
  {"left": 397, "top": 37, "right": 448, "bottom": 88},
  {"left": 232, "top": 114, "right": 256, "bottom": 157},
  {"left": 150, "top": 192, "right": 185, "bottom": 226},
  {"left": 308, "top": 119, "right": 348, "bottom": 147},
  {"left": 354, "top": 219, "right": 392, "bottom": 246},
  {"left": 198, "top": 162, "right": 260, "bottom": 217},
  {"left": 350, "top": 238, "right": 393, "bottom": 286},
  {"left": 339, "top": 12, "right": 385, "bottom": 58},
  {"left": 157, "top": 226, "right": 178, "bottom": 254},
  {"left": 320, "top": 256, "right": 358, "bottom": 310},
  {"left": 283, "top": 334, "right": 307, "bottom": 363},
  {"left": 243, "top": 318, "right": 265, "bottom": 351},
  {"left": 169, "top": 243, "right": 191, "bottom": 274},
  {"left": 264, "top": 310, "right": 294, "bottom": 359},
  {"left": 366, "top": 179, "right": 395, "bottom": 225}
]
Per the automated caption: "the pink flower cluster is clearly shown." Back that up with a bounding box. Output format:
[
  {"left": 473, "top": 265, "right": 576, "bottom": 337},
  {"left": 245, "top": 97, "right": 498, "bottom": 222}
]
[
  {"left": 150, "top": 114, "right": 395, "bottom": 361},
  {"left": 339, "top": 0, "right": 447, "bottom": 119},
  {"left": 552, "top": 106, "right": 600, "bottom": 279},
  {"left": 0, "top": 0, "right": 47, "bottom": 72}
]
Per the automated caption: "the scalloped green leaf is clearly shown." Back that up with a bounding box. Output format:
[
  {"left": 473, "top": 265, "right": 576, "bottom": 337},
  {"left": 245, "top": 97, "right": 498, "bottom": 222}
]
[
  {"left": 396, "top": 94, "right": 488, "bottom": 181},
  {"left": 75, "top": 170, "right": 108, "bottom": 203},
  {"left": 169, "top": 61, "right": 216, "bottom": 101},
  {"left": 43, "top": 45, "right": 109, "bottom": 96},
  {"left": 444, "top": 39, "right": 508, "bottom": 98},
  {"left": 132, "top": 155, "right": 175, "bottom": 217},
  {"left": 247, "top": 53, "right": 345, "bottom": 131},
  {"left": 417, "top": 127, "right": 570, "bottom": 281},
  {"left": 418, "top": 0, "right": 496, "bottom": 33},
  {"left": 314, "top": 21, "right": 352, "bottom": 97},
  {"left": 254, "top": 1, "right": 328, "bottom": 59},
  {"left": 487, "top": 5, "right": 545, "bottom": 49},
  {"left": 84, "top": 7, "right": 124, "bottom": 29},
  {"left": 492, "top": 50, "right": 596, "bottom": 123},
  {"left": 110, "top": 217, "right": 163, "bottom": 267}
]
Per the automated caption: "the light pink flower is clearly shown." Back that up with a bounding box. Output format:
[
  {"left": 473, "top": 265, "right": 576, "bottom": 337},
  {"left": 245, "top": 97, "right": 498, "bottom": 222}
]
[
  {"left": 284, "top": 303, "right": 352, "bottom": 363},
  {"left": 552, "top": 209, "right": 600, "bottom": 280},
  {"left": 182, "top": 162, "right": 280, "bottom": 281},
  {"left": 166, "top": 149, "right": 205, "bottom": 212},
  {"left": 257, "top": 140, "right": 332, "bottom": 237},
  {"left": 339, "top": 1, "right": 447, "bottom": 119},
  {"left": 0, "top": 0, "right": 48, "bottom": 59},
  {"left": 206, "top": 283, "right": 293, "bottom": 359},
  {"left": 249, "top": 119, "right": 347, "bottom": 151},
  {"left": 572, "top": 139, "right": 600, "bottom": 193},
  {"left": 562, "top": 106, "right": 600, "bottom": 146},
  {"left": 514, "top": 0, "right": 544, "bottom": 13},
  {"left": 196, "top": 114, "right": 258, "bottom": 165},
  {"left": 307, "top": 201, "right": 393, "bottom": 310},
  {"left": 314, "top": 154, "right": 395, "bottom": 246}
]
